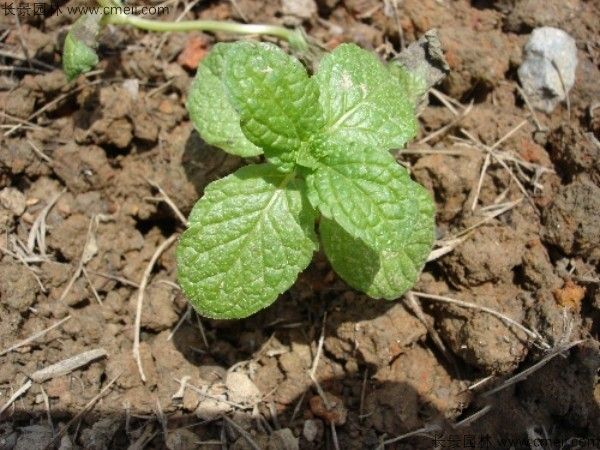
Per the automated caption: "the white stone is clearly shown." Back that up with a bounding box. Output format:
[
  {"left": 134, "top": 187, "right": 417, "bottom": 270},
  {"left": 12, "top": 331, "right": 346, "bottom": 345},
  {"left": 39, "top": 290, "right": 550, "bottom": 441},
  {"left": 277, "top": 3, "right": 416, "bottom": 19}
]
[
  {"left": 302, "top": 419, "right": 319, "bottom": 442},
  {"left": 518, "top": 27, "right": 578, "bottom": 113},
  {"left": 282, "top": 0, "right": 317, "bottom": 19}
]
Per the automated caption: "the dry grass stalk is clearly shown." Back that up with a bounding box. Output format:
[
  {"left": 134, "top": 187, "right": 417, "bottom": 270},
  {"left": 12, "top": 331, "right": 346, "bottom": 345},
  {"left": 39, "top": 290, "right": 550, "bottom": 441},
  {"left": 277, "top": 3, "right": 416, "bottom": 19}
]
[
  {"left": 0, "top": 315, "right": 71, "bottom": 356},
  {"left": 418, "top": 100, "right": 474, "bottom": 145},
  {"left": 330, "top": 421, "right": 341, "bottom": 450},
  {"left": 378, "top": 423, "right": 442, "bottom": 448},
  {"left": 308, "top": 313, "right": 333, "bottom": 410},
  {"left": 0, "top": 379, "right": 32, "bottom": 416},
  {"left": 427, "top": 198, "right": 523, "bottom": 263},
  {"left": 482, "top": 340, "right": 584, "bottom": 397},
  {"left": 453, "top": 404, "right": 493, "bottom": 429},
  {"left": 30, "top": 348, "right": 108, "bottom": 383},
  {"left": 133, "top": 234, "right": 177, "bottom": 382},
  {"left": 405, "top": 292, "right": 455, "bottom": 364},
  {"left": 223, "top": 415, "right": 261, "bottom": 450},
  {"left": 27, "top": 139, "right": 52, "bottom": 162},
  {"left": 411, "top": 291, "right": 550, "bottom": 349},
  {"left": 145, "top": 178, "right": 188, "bottom": 226},
  {"left": 58, "top": 215, "right": 99, "bottom": 303},
  {"left": 45, "top": 372, "right": 121, "bottom": 449},
  {"left": 4, "top": 78, "right": 105, "bottom": 136}
]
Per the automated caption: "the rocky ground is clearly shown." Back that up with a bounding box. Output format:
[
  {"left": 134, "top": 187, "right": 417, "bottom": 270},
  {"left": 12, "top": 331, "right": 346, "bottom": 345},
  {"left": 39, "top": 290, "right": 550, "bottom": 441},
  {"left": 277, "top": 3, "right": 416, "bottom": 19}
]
[{"left": 0, "top": 0, "right": 599, "bottom": 448}]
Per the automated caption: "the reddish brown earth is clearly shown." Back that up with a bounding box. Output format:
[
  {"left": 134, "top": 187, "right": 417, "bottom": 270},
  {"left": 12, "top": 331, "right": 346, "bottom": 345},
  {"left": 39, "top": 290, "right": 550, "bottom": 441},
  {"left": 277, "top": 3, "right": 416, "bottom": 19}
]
[{"left": 1, "top": 0, "right": 599, "bottom": 448}]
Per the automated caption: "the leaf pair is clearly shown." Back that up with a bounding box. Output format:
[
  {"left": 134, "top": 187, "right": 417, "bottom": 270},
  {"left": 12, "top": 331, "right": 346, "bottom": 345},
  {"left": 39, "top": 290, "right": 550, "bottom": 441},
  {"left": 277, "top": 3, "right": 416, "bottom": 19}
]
[{"left": 179, "top": 41, "right": 435, "bottom": 319}]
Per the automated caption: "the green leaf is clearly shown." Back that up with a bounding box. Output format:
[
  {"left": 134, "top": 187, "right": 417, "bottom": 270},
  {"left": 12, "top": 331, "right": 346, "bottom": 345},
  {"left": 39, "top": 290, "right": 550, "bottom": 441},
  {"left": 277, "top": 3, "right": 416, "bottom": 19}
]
[
  {"left": 62, "top": 14, "right": 103, "bottom": 81},
  {"left": 314, "top": 43, "right": 418, "bottom": 150},
  {"left": 177, "top": 164, "right": 318, "bottom": 319},
  {"left": 320, "top": 211, "right": 434, "bottom": 299},
  {"left": 304, "top": 141, "right": 408, "bottom": 243},
  {"left": 306, "top": 141, "right": 435, "bottom": 299},
  {"left": 387, "top": 61, "right": 428, "bottom": 110},
  {"left": 223, "top": 41, "right": 323, "bottom": 168},
  {"left": 186, "top": 43, "right": 262, "bottom": 157}
]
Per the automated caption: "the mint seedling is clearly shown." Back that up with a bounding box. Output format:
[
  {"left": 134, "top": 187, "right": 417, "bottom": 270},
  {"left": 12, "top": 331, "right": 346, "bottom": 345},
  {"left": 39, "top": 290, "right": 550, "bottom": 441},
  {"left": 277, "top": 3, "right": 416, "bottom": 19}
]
[
  {"left": 60, "top": 1, "right": 442, "bottom": 318},
  {"left": 178, "top": 42, "right": 435, "bottom": 319}
]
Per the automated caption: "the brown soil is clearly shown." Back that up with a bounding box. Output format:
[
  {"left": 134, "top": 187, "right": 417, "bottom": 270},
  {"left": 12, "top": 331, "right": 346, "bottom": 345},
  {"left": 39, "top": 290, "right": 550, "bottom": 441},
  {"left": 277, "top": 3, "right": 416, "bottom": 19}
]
[{"left": 1, "top": 0, "right": 599, "bottom": 448}]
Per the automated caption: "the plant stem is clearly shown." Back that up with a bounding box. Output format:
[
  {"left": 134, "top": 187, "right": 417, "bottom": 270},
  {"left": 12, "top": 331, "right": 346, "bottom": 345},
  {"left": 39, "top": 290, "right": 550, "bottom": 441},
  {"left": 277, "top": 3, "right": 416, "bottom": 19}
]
[{"left": 104, "top": 14, "right": 308, "bottom": 51}]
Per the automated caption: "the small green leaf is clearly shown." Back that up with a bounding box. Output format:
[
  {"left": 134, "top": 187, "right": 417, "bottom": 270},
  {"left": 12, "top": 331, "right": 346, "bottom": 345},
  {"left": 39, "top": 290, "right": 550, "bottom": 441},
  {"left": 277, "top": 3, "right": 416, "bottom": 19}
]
[
  {"left": 187, "top": 43, "right": 262, "bottom": 157},
  {"left": 62, "top": 14, "right": 103, "bottom": 81},
  {"left": 306, "top": 141, "right": 435, "bottom": 299},
  {"left": 314, "top": 43, "right": 417, "bottom": 150},
  {"left": 223, "top": 41, "right": 323, "bottom": 168},
  {"left": 177, "top": 164, "right": 318, "bottom": 319}
]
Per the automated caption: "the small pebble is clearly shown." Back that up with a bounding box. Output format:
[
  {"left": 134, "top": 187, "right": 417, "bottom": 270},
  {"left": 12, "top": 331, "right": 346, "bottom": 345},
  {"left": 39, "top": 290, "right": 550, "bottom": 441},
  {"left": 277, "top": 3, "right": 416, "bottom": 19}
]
[
  {"left": 518, "top": 27, "right": 577, "bottom": 113},
  {"left": 0, "top": 187, "right": 26, "bottom": 216},
  {"left": 303, "top": 419, "right": 319, "bottom": 442}
]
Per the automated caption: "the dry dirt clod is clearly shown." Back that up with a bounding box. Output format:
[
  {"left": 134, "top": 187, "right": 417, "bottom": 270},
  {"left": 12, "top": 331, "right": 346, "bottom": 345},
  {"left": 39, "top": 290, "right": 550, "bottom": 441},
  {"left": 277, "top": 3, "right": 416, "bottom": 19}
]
[
  {"left": 177, "top": 34, "right": 210, "bottom": 70},
  {"left": 541, "top": 177, "right": 600, "bottom": 260},
  {"left": 503, "top": 0, "right": 581, "bottom": 34},
  {"left": 548, "top": 123, "right": 600, "bottom": 185},
  {"left": 0, "top": 187, "right": 26, "bottom": 216},
  {"left": 0, "top": 315, "right": 70, "bottom": 357},
  {"left": 521, "top": 239, "right": 562, "bottom": 290},
  {"left": 372, "top": 345, "right": 469, "bottom": 427},
  {"left": 51, "top": 144, "right": 113, "bottom": 194},
  {"left": 553, "top": 279, "right": 586, "bottom": 311},
  {"left": 308, "top": 392, "right": 347, "bottom": 426},
  {"left": 0, "top": 207, "right": 14, "bottom": 233},
  {"left": 79, "top": 417, "right": 121, "bottom": 450},
  {"left": 0, "top": 424, "right": 18, "bottom": 449},
  {"left": 0, "top": 141, "right": 52, "bottom": 184},
  {"left": 45, "top": 213, "right": 89, "bottom": 262},
  {"left": 433, "top": 284, "right": 531, "bottom": 374},
  {"left": 365, "top": 382, "right": 420, "bottom": 435},
  {"left": 139, "top": 283, "right": 180, "bottom": 332},
  {"left": 13, "top": 425, "right": 53, "bottom": 450},
  {"left": 4, "top": 86, "right": 37, "bottom": 119},
  {"left": 438, "top": 27, "right": 512, "bottom": 99},
  {"left": 165, "top": 428, "right": 201, "bottom": 450},
  {"left": 225, "top": 371, "right": 261, "bottom": 405},
  {"left": 442, "top": 220, "right": 523, "bottom": 288},
  {"left": 325, "top": 296, "right": 427, "bottom": 367},
  {"left": 519, "top": 340, "right": 600, "bottom": 432},
  {"left": 411, "top": 149, "right": 481, "bottom": 222},
  {"left": 269, "top": 429, "right": 299, "bottom": 450},
  {"left": 0, "top": 261, "right": 39, "bottom": 313}
]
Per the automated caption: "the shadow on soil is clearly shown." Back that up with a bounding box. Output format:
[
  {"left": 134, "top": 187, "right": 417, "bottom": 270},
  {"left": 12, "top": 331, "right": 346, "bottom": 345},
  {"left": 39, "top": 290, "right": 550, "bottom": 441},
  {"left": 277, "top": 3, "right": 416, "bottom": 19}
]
[{"left": 182, "top": 130, "right": 246, "bottom": 198}]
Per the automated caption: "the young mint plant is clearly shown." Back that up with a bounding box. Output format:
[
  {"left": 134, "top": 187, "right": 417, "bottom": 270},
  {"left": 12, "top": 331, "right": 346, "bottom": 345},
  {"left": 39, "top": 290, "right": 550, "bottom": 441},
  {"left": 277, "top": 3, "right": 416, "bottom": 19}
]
[{"left": 178, "top": 41, "right": 436, "bottom": 319}]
